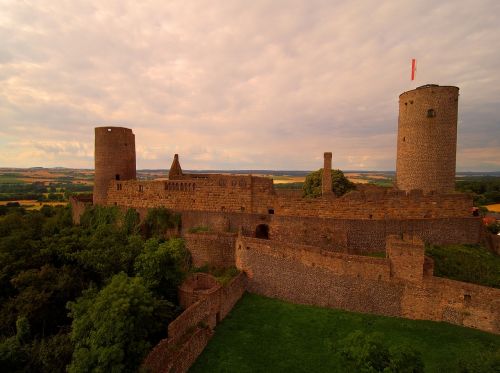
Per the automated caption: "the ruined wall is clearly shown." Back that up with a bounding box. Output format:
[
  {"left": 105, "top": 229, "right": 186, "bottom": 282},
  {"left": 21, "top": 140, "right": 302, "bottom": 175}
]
[
  {"left": 178, "top": 210, "right": 482, "bottom": 254},
  {"left": 69, "top": 195, "right": 93, "bottom": 225},
  {"left": 322, "top": 152, "right": 333, "bottom": 196},
  {"left": 386, "top": 235, "right": 425, "bottom": 282},
  {"left": 235, "top": 235, "right": 500, "bottom": 334},
  {"left": 396, "top": 85, "right": 459, "bottom": 193},
  {"left": 184, "top": 232, "right": 237, "bottom": 268},
  {"left": 178, "top": 273, "right": 221, "bottom": 311},
  {"left": 105, "top": 176, "right": 472, "bottom": 220},
  {"left": 401, "top": 277, "right": 500, "bottom": 333},
  {"left": 143, "top": 273, "right": 247, "bottom": 373},
  {"left": 271, "top": 189, "right": 472, "bottom": 219},
  {"left": 235, "top": 236, "right": 403, "bottom": 316},
  {"left": 105, "top": 174, "right": 274, "bottom": 214}
]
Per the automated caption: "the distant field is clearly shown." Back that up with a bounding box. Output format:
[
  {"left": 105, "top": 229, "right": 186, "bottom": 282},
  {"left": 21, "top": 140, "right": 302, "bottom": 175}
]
[
  {"left": 0, "top": 175, "right": 25, "bottom": 183},
  {"left": 191, "top": 293, "right": 500, "bottom": 373},
  {"left": 487, "top": 204, "right": 500, "bottom": 212},
  {"left": 0, "top": 200, "right": 67, "bottom": 210}
]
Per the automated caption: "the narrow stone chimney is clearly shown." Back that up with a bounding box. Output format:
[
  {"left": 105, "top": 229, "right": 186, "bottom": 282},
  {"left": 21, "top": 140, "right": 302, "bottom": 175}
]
[
  {"left": 322, "top": 152, "right": 332, "bottom": 196},
  {"left": 169, "top": 154, "right": 183, "bottom": 180}
]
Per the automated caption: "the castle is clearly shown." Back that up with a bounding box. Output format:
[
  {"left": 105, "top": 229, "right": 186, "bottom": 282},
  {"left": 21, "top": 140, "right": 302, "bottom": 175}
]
[
  {"left": 76, "top": 84, "right": 478, "bottom": 255},
  {"left": 72, "top": 84, "right": 499, "bottom": 370}
]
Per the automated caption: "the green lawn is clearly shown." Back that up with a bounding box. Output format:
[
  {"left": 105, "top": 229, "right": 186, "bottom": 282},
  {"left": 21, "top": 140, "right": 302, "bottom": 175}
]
[{"left": 190, "top": 293, "right": 500, "bottom": 373}]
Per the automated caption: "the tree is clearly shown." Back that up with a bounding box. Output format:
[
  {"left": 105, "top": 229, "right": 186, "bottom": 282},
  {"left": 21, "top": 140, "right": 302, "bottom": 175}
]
[
  {"left": 67, "top": 273, "right": 159, "bottom": 373},
  {"left": 134, "top": 238, "right": 190, "bottom": 300},
  {"left": 338, "top": 330, "right": 424, "bottom": 373},
  {"left": 142, "top": 208, "right": 181, "bottom": 238},
  {"left": 303, "top": 168, "right": 355, "bottom": 198}
]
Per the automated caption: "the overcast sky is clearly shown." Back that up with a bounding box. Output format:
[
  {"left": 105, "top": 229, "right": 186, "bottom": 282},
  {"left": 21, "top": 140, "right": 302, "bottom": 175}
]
[{"left": 1, "top": 0, "right": 499, "bottom": 171}]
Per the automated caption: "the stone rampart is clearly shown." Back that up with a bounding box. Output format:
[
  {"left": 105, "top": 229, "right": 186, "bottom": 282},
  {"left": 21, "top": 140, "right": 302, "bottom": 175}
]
[
  {"left": 184, "top": 232, "right": 237, "bottom": 268},
  {"left": 235, "top": 234, "right": 500, "bottom": 334},
  {"left": 105, "top": 176, "right": 472, "bottom": 220},
  {"left": 143, "top": 272, "right": 247, "bottom": 373},
  {"left": 179, "top": 210, "right": 481, "bottom": 254}
]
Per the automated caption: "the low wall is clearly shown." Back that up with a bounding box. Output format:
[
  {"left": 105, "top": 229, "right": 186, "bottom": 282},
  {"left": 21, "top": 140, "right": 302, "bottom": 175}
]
[
  {"left": 143, "top": 272, "right": 247, "bottom": 373},
  {"left": 179, "top": 210, "right": 482, "bottom": 254},
  {"left": 184, "top": 232, "right": 237, "bottom": 268},
  {"left": 167, "top": 298, "right": 211, "bottom": 344},
  {"left": 235, "top": 235, "right": 500, "bottom": 334}
]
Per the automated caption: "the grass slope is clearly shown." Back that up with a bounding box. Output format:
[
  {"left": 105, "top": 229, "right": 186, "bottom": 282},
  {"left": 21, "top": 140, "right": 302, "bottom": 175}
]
[
  {"left": 190, "top": 293, "right": 500, "bottom": 373},
  {"left": 426, "top": 244, "right": 500, "bottom": 289}
]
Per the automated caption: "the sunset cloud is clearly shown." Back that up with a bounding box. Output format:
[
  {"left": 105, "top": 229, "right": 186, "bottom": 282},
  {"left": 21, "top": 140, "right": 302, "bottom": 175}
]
[{"left": 0, "top": 0, "right": 499, "bottom": 170}]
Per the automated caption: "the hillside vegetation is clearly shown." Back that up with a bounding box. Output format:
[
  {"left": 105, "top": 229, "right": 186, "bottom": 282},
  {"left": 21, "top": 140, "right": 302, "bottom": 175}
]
[
  {"left": 191, "top": 293, "right": 500, "bottom": 373},
  {"left": 456, "top": 176, "right": 500, "bottom": 206},
  {"left": 426, "top": 244, "right": 500, "bottom": 289},
  {"left": 0, "top": 205, "right": 187, "bottom": 372}
]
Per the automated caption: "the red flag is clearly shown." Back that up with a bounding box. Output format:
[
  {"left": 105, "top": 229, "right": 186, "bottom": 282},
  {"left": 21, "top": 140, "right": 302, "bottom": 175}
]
[{"left": 411, "top": 59, "right": 417, "bottom": 81}]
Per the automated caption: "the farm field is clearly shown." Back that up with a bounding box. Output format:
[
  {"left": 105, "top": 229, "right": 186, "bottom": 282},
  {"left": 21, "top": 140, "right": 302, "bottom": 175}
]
[
  {"left": 0, "top": 200, "right": 68, "bottom": 210},
  {"left": 191, "top": 293, "right": 500, "bottom": 373},
  {"left": 486, "top": 203, "right": 500, "bottom": 212}
]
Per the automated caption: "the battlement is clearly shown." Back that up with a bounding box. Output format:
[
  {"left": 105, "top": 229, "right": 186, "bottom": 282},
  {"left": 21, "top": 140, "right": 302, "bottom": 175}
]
[{"left": 106, "top": 176, "right": 473, "bottom": 219}]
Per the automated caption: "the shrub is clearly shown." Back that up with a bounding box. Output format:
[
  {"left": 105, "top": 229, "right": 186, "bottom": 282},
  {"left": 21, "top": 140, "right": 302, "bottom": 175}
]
[{"left": 303, "top": 169, "right": 355, "bottom": 198}]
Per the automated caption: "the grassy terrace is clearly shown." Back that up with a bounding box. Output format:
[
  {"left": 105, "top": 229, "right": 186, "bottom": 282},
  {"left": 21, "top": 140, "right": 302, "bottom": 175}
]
[{"left": 191, "top": 293, "right": 500, "bottom": 373}]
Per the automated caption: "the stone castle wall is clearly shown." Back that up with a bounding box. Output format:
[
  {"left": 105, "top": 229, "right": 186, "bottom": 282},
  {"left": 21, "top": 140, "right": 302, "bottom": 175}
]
[
  {"left": 396, "top": 85, "right": 459, "bottom": 193},
  {"left": 235, "top": 235, "right": 500, "bottom": 334},
  {"left": 177, "top": 210, "right": 481, "bottom": 255},
  {"left": 105, "top": 177, "right": 472, "bottom": 220},
  {"left": 184, "top": 232, "right": 237, "bottom": 268},
  {"left": 143, "top": 273, "right": 247, "bottom": 373}
]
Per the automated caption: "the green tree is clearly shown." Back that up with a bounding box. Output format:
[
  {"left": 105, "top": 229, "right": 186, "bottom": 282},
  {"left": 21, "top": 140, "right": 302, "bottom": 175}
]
[
  {"left": 134, "top": 238, "right": 189, "bottom": 300},
  {"left": 303, "top": 168, "right": 355, "bottom": 198},
  {"left": 142, "top": 208, "right": 181, "bottom": 238},
  {"left": 338, "top": 330, "right": 424, "bottom": 373},
  {"left": 67, "top": 273, "right": 158, "bottom": 373}
]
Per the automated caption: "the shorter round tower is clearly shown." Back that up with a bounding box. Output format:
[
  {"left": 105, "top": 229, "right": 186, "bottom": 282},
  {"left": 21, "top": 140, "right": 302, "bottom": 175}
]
[
  {"left": 94, "top": 127, "right": 136, "bottom": 205},
  {"left": 396, "top": 84, "right": 459, "bottom": 193}
]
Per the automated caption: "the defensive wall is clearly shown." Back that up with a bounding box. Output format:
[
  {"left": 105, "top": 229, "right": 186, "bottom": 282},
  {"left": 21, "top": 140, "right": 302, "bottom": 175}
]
[
  {"left": 142, "top": 272, "right": 246, "bottom": 373},
  {"left": 235, "top": 234, "right": 500, "bottom": 334},
  {"left": 104, "top": 178, "right": 472, "bottom": 219},
  {"left": 184, "top": 232, "right": 237, "bottom": 268},
  {"left": 180, "top": 210, "right": 481, "bottom": 255}
]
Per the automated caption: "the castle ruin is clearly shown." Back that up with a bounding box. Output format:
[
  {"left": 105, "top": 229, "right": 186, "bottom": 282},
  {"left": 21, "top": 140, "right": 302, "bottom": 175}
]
[{"left": 72, "top": 85, "right": 499, "bottom": 346}]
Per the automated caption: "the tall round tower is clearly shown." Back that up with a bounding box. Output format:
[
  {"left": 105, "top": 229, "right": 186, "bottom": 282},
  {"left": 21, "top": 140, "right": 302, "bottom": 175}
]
[
  {"left": 94, "top": 127, "right": 136, "bottom": 205},
  {"left": 396, "top": 84, "right": 459, "bottom": 193}
]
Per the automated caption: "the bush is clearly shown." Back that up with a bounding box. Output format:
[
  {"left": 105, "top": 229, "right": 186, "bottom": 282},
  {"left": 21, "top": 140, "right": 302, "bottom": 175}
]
[
  {"left": 338, "top": 330, "right": 424, "bottom": 372},
  {"left": 67, "top": 274, "right": 160, "bottom": 373},
  {"left": 142, "top": 208, "right": 181, "bottom": 238},
  {"left": 303, "top": 169, "right": 355, "bottom": 198}
]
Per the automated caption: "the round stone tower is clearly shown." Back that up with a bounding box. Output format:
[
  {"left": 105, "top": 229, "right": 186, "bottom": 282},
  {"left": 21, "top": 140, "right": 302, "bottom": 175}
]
[
  {"left": 396, "top": 84, "right": 459, "bottom": 193},
  {"left": 94, "top": 127, "right": 136, "bottom": 205}
]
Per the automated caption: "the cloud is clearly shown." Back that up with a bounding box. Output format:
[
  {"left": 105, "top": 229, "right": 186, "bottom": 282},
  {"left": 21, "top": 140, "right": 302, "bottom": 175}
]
[{"left": 0, "top": 0, "right": 499, "bottom": 170}]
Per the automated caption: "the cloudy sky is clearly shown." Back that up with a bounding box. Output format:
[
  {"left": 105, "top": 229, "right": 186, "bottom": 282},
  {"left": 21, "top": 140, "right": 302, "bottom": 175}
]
[{"left": 1, "top": 0, "right": 499, "bottom": 171}]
